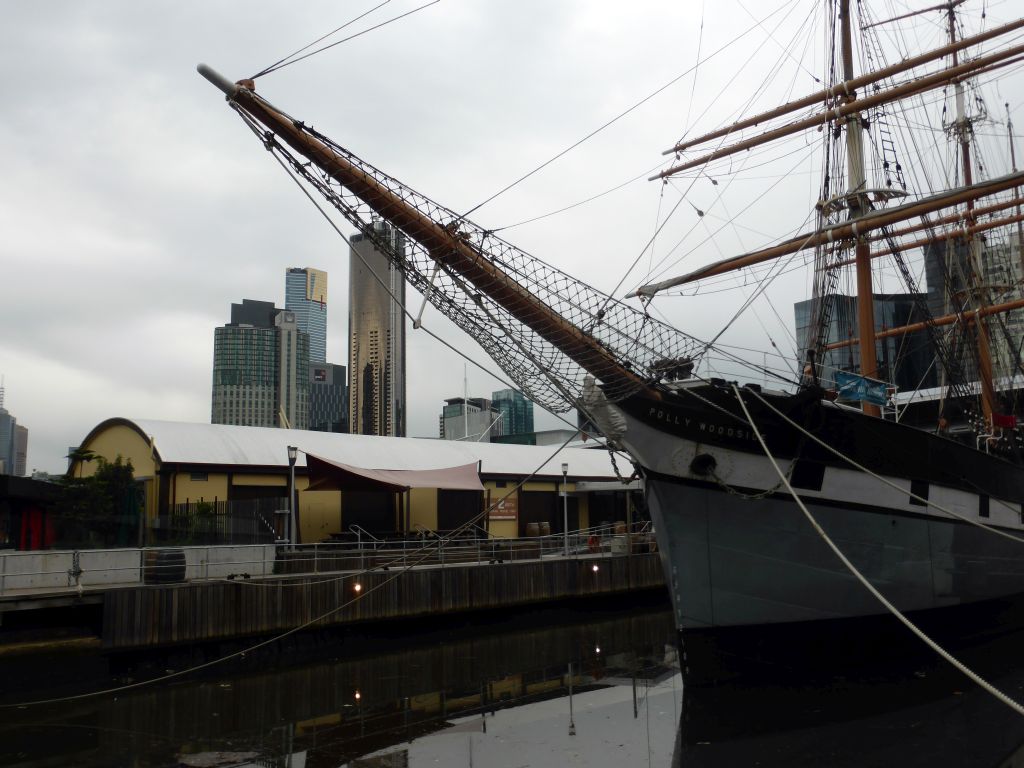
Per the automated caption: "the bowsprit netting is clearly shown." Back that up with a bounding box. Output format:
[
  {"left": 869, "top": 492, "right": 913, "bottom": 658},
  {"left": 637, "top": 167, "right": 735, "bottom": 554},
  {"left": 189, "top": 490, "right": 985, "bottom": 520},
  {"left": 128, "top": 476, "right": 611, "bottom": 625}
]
[{"left": 233, "top": 104, "right": 705, "bottom": 413}]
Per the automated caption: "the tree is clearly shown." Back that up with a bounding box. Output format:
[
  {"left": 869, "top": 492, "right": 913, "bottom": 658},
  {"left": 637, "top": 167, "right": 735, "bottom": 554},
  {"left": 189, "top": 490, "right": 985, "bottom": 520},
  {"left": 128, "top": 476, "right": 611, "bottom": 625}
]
[
  {"left": 59, "top": 455, "right": 140, "bottom": 546},
  {"left": 65, "top": 447, "right": 98, "bottom": 479}
]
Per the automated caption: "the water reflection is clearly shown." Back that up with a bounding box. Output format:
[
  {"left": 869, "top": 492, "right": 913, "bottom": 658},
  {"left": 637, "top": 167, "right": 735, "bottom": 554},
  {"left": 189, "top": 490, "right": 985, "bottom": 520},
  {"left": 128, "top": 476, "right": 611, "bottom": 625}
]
[
  {"left": 0, "top": 605, "right": 679, "bottom": 767},
  {"left": 676, "top": 625, "right": 1024, "bottom": 767},
  {"left": 8, "top": 608, "right": 1024, "bottom": 767}
]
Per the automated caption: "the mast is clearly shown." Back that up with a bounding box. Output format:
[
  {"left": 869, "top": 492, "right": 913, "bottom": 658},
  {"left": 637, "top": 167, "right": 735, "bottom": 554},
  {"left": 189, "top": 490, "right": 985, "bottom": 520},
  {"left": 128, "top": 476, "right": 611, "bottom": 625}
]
[
  {"left": 1010, "top": 103, "right": 1024, "bottom": 280},
  {"left": 947, "top": 0, "right": 997, "bottom": 423},
  {"left": 839, "top": 0, "right": 880, "bottom": 417}
]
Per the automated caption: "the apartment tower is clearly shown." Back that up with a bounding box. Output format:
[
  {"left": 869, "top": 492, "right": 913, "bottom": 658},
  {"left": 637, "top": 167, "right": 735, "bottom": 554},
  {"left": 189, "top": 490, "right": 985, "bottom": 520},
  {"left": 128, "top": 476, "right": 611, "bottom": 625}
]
[{"left": 348, "top": 222, "right": 407, "bottom": 437}]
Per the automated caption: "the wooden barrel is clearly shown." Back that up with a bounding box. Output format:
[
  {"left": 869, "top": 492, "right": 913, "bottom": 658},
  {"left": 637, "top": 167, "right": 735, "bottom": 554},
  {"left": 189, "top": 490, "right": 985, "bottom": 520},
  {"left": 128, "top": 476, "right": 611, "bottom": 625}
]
[
  {"left": 143, "top": 548, "right": 186, "bottom": 585},
  {"left": 539, "top": 522, "right": 551, "bottom": 537},
  {"left": 526, "top": 522, "right": 540, "bottom": 537}
]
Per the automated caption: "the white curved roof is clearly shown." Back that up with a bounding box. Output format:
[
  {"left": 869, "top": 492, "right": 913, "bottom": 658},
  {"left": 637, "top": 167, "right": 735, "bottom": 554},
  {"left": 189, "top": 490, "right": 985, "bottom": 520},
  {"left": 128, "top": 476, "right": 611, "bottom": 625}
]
[{"left": 120, "top": 419, "right": 626, "bottom": 480}]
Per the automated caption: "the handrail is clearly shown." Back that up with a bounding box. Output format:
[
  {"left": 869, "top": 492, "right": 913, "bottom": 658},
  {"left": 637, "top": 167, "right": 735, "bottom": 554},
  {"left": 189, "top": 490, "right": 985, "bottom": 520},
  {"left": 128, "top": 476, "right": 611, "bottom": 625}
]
[
  {"left": 348, "top": 524, "right": 381, "bottom": 542},
  {"left": 0, "top": 528, "right": 660, "bottom": 596}
]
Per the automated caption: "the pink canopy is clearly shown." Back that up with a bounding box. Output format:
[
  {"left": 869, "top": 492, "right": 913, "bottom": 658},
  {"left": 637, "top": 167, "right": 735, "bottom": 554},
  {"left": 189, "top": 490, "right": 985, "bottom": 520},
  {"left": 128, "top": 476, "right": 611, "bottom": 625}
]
[{"left": 304, "top": 453, "right": 484, "bottom": 493}]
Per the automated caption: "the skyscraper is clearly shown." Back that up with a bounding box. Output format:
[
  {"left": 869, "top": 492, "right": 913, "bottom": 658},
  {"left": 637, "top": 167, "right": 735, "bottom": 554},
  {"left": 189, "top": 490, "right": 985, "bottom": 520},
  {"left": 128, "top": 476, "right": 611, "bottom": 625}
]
[
  {"left": 211, "top": 299, "right": 310, "bottom": 429},
  {"left": 0, "top": 383, "right": 18, "bottom": 475},
  {"left": 13, "top": 425, "right": 27, "bottom": 477},
  {"left": 285, "top": 267, "right": 328, "bottom": 364},
  {"left": 793, "top": 293, "right": 937, "bottom": 395},
  {"left": 491, "top": 389, "right": 534, "bottom": 436},
  {"left": 309, "top": 362, "right": 348, "bottom": 433},
  {"left": 348, "top": 222, "right": 406, "bottom": 436}
]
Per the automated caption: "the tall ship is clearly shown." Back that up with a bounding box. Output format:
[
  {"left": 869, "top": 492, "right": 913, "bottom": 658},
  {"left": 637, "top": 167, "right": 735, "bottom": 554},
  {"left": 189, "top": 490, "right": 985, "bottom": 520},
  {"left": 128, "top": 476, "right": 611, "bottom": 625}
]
[{"left": 199, "top": 0, "right": 1024, "bottom": 683}]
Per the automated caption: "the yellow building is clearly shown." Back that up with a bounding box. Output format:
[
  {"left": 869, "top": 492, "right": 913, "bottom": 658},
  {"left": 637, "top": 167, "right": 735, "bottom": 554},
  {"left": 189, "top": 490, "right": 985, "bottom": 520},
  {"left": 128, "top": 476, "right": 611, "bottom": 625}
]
[{"left": 73, "top": 419, "right": 642, "bottom": 544}]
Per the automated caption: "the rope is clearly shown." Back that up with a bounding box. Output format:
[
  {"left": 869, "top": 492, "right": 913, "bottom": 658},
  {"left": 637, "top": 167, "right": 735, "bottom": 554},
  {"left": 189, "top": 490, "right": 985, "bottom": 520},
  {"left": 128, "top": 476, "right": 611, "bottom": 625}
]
[
  {"left": 731, "top": 384, "right": 1024, "bottom": 718},
  {"left": 2, "top": 439, "right": 592, "bottom": 706},
  {"left": 0, "top": 555, "right": 423, "bottom": 708},
  {"left": 251, "top": 1, "right": 440, "bottom": 79},
  {"left": 459, "top": 1, "right": 800, "bottom": 220},
  {"left": 249, "top": 0, "right": 392, "bottom": 80}
]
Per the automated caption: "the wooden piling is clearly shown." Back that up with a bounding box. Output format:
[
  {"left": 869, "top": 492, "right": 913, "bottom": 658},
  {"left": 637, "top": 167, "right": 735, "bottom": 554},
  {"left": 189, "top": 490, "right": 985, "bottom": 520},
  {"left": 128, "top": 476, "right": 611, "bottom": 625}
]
[{"left": 102, "top": 555, "right": 665, "bottom": 649}]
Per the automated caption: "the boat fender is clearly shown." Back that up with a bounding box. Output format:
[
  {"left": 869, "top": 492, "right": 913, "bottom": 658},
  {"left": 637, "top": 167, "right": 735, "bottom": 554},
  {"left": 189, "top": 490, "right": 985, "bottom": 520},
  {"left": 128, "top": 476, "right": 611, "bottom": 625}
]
[{"left": 690, "top": 453, "right": 717, "bottom": 477}]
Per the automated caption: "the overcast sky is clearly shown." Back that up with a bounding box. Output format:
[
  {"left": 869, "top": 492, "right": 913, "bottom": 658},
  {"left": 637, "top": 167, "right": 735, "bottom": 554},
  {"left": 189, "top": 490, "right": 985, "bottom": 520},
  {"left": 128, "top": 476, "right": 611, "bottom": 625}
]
[{"left": 2, "top": 0, "right": 1020, "bottom": 473}]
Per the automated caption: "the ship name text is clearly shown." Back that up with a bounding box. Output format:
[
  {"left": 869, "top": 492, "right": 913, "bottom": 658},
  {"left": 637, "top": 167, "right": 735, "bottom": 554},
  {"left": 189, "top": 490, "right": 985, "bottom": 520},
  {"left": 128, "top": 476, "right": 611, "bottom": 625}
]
[{"left": 648, "top": 407, "right": 758, "bottom": 443}]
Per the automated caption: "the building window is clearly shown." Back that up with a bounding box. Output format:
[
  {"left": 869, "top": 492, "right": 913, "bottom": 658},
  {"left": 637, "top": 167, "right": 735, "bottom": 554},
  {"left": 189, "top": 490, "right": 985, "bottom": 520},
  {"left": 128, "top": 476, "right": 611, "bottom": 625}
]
[{"left": 190, "top": 472, "right": 209, "bottom": 482}]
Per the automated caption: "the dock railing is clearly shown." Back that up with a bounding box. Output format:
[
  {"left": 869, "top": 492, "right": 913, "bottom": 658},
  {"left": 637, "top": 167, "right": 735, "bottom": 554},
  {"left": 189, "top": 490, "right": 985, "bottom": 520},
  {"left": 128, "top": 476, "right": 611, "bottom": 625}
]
[{"left": 0, "top": 522, "right": 656, "bottom": 596}]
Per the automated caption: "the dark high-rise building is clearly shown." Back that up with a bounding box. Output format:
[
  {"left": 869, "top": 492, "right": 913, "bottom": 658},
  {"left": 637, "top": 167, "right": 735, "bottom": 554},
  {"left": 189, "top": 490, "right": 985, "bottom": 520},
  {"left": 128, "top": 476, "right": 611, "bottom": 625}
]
[
  {"left": 794, "top": 293, "right": 938, "bottom": 395},
  {"left": 309, "top": 362, "right": 348, "bottom": 433},
  {"left": 491, "top": 389, "right": 534, "bottom": 436},
  {"left": 0, "top": 383, "right": 23, "bottom": 476},
  {"left": 285, "top": 267, "right": 328, "bottom": 364},
  {"left": 13, "top": 425, "right": 27, "bottom": 477},
  {"left": 211, "top": 299, "right": 310, "bottom": 429},
  {"left": 348, "top": 222, "right": 406, "bottom": 436}
]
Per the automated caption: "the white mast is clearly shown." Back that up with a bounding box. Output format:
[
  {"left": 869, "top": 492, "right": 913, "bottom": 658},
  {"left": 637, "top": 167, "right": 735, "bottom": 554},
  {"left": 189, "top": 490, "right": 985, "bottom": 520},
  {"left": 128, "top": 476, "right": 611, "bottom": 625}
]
[{"left": 839, "top": 0, "right": 881, "bottom": 417}]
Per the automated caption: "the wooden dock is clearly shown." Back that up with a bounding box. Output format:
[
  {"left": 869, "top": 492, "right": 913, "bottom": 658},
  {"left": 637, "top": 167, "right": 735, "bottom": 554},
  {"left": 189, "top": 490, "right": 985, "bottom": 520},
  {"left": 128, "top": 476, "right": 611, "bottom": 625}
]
[{"left": 102, "top": 554, "right": 665, "bottom": 649}]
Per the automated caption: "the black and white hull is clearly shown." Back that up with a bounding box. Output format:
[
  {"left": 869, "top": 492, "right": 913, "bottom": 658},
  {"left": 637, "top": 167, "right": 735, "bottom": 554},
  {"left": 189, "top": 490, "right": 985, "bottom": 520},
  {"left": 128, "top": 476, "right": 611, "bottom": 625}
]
[{"left": 585, "top": 379, "right": 1024, "bottom": 681}]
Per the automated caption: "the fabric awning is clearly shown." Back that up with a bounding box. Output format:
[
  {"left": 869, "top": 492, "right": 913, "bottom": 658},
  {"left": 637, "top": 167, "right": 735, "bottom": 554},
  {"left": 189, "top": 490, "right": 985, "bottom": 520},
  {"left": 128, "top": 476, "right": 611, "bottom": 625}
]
[{"left": 304, "top": 453, "right": 484, "bottom": 493}]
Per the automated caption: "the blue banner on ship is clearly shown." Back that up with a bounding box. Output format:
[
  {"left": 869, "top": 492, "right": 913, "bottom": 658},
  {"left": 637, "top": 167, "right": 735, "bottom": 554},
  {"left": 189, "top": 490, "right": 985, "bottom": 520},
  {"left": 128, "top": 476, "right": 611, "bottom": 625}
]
[{"left": 834, "top": 371, "right": 888, "bottom": 406}]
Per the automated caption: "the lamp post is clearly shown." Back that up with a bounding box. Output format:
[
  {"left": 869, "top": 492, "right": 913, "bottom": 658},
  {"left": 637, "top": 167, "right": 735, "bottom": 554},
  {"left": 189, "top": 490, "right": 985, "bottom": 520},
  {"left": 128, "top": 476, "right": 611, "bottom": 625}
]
[
  {"left": 287, "top": 445, "right": 298, "bottom": 546},
  {"left": 561, "top": 461, "right": 569, "bottom": 556},
  {"left": 568, "top": 661, "right": 576, "bottom": 736}
]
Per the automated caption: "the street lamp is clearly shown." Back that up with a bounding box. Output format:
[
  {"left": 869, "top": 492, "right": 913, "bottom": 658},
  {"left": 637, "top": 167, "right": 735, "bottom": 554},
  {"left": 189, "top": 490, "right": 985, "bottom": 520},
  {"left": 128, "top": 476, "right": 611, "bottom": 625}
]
[
  {"left": 287, "top": 445, "right": 298, "bottom": 546},
  {"left": 561, "top": 461, "right": 569, "bottom": 556},
  {"left": 568, "top": 661, "right": 576, "bottom": 736}
]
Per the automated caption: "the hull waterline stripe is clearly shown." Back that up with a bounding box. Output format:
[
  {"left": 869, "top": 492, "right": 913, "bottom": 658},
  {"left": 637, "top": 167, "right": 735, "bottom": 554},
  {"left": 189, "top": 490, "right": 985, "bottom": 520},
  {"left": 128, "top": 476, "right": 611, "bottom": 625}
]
[
  {"left": 744, "top": 387, "right": 1024, "bottom": 546},
  {"left": 732, "top": 384, "right": 1024, "bottom": 718},
  {"left": 644, "top": 468, "right": 1015, "bottom": 530}
]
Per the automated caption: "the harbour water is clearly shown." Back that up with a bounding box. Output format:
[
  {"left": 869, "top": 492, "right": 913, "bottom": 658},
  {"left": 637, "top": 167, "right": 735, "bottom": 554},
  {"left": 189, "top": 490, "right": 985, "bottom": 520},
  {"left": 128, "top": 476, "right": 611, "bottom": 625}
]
[{"left": 4, "top": 602, "right": 1024, "bottom": 766}]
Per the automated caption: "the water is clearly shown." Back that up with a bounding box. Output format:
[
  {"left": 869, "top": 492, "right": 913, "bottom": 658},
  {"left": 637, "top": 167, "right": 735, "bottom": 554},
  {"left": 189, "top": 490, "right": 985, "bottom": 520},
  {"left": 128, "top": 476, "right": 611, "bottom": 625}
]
[
  {"left": 677, "top": 626, "right": 1024, "bottom": 767},
  {"left": 0, "top": 604, "right": 679, "bottom": 767},
  {"left": 4, "top": 605, "right": 1024, "bottom": 766}
]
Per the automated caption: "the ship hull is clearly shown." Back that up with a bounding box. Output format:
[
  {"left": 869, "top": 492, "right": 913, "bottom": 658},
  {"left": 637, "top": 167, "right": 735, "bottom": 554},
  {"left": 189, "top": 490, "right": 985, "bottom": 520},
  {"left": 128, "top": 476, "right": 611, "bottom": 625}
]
[{"left": 598, "top": 383, "right": 1024, "bottom": 684}]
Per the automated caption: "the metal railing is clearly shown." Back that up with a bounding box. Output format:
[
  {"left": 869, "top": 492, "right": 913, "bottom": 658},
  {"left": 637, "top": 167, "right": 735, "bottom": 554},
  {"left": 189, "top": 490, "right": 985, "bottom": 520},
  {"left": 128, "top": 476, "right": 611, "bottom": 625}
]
[{"left": 0, "top": 522, "right": 656, "bottom": 596}]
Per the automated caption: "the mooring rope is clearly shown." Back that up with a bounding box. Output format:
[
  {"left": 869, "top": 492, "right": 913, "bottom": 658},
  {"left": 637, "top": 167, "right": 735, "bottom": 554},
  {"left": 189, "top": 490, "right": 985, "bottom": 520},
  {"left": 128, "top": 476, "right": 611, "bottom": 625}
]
[{"left": 731, "top": 383, "right": 1024, "bottom": 718}]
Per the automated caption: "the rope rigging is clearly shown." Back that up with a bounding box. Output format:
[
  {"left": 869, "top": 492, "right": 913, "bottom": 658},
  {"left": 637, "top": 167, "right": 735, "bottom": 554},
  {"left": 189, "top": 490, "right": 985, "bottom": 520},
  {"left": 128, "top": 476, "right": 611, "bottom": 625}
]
[
  {"left": 249, "top": 0, "right": 440, "bottom": 80},
  {"left": 228, "top": 99, "right": 706, "bottom": 414}
]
